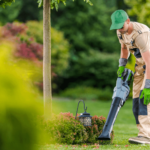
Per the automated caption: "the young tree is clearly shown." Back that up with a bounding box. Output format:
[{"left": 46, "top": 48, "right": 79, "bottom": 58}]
[
  {"left": 0, "top": 0, "right": 92, "bottom": 119},
  {"left": 37, "top": 0, "right": 92, "bottom": 119}
]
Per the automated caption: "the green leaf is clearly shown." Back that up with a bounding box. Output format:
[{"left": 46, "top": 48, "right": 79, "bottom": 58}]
[
  {"left": 51, "top": 3, "right": 54, "bottom": 9},
  {"left": 50, "top": 0, "right": 92, "bottom": 11},
  {"left": 62, "top": 1, "right": 66, "bottom": 6},
  {"left": 2, "top": 4, "right": 5, "bottom": 8},
  {"left": 55, "top": 1, "right": 58, "bottom": 11},
  {"left": 88, "top": 1, "right": 93, "bottom": 6},
  {"left": 86, "top": 0, "right": 93, "bottom": 6},
  {"left": 0, "top": 0, "right": 15, "bottom": 8},
  {"left": 37, "top": 0, "right": 43, "bottom": 7}
]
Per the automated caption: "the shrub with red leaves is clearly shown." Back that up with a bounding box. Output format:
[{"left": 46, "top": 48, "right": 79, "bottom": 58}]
[
  {"left": 0, "top": 21, "right": 70, "bottom": 92},
  {"left": 0, "top": 22, "right": 60, "bottom": 92},
  {"left": 15, "top": 42, "right": 43, "bottom": 61},
  {"left": 1, "top": 22, "right": 44, "bottom": 92},
  {"left": 39, "top": 112, "right": 88, "bottom": 144},
  {"left": 84, "top": 115, "right": 114, "bottom": 144},
  {"left": 1, "top": 22, "right": 43, "bottom": 62},
  {"left": 2, "top": 22, "right": 27, "bottom": 37},
  {"left": 38, "top": 112, "right": 114, "bottom": 145}
]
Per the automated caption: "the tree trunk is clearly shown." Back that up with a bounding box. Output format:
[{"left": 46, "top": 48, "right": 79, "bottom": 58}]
[{"left": 43, "top": 0, "right": 52, "bottom": 119}]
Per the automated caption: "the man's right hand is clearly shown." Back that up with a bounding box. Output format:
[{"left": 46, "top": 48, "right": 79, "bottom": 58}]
[{"left": 117, "top": 66, "right": 125, "bottom": 79}]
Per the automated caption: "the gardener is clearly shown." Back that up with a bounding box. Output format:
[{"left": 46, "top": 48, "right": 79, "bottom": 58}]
[{"left": 110, "top": 9, "right": 150, "bottom": 144}]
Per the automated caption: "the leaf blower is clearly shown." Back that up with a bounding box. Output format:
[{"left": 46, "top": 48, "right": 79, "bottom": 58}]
[{"left": 97, "top": 68, "right": 134, "bottom": 140}]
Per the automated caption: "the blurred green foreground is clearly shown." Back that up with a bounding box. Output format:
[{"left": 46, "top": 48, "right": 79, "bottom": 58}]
[{"left": 0, "top": 42, "right": 45, "bottom": 150}]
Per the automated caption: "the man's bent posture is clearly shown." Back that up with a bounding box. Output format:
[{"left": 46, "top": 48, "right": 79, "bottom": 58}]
[{"left": 110, "top": 9, "right": 150, "bottom": 144}]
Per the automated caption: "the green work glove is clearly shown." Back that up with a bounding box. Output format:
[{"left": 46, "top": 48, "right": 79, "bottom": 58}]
[
  {"left": 117, "top": 66, "right": 125, "bottom": 80},
  {"left": 140, "top": 88, "right": 150, "bottom": 105}
]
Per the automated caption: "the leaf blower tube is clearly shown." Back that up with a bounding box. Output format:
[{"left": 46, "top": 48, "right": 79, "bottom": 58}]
[{"left": 98, "top": 68, "right": 134, "bottom": 140}]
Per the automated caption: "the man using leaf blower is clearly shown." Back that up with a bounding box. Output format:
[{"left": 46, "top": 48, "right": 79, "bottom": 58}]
[{"left": 98, "top": 10, "right": 150, "bottom": 144}]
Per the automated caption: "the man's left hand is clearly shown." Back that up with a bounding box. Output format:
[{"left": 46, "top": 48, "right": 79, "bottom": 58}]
[{"left": 140, "top": 88, "right": 150, "bottom": 105}]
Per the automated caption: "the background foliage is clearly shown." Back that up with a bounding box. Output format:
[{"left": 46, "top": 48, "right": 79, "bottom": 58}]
[
  {"left": 125, "top": 0, "right": 150, "bottom": 26},
  {"left": 51, "top": 0, "right": 119, "bottom": 53},
  {"left": 0, "top": 0, "right": 141, "bottom": 99},
  {"left": 0, "top": 0, "right": 15, "bottom": 8},
  {"left": 58, "top": 86, "right": 112, "bottom": 100},
  {"left": 56, "top": 50, "right": 119, "bottom": 91},
  {"left": 0, "top": 0, "right": 43, "bottom": 24},
  {"left": 51, "top": 0, "right": 122, "bottom": 93},
  {"left": 26, "top": 21, "right": 70, "bottom": 76},
  {"left": 0, "top": 21, "right": 70, "bottom": 91}
]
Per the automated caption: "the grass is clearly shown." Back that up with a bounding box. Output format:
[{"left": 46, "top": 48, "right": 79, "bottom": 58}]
[{"left": 37, "top": 98, "right": 150, "bottom": 150}]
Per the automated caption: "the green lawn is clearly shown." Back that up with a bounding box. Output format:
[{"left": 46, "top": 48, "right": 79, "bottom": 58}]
[{"left": 38, "top": 98, "right": 150, "bottom": 150}]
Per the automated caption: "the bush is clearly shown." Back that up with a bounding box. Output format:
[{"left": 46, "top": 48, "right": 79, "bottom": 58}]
[
  {"left": 0, "top": 0, "right": 15, "bottom": 8},
  {"left": 26, "top": 21, "right": 70, "bottom": 75},
  {"left": 0, "top": 21, "right": 70, "bottom": 92},
  {"left": 0, "top": 42, "right": 43, "bottom": 150},
  {"left": 39, "top": 112, "right": 114, "bottom": 145},
  {"left": 39, "top": 112, "right": 88, "bottom": 144},
  {"left": 0, "top": 0, "right": 42, "bottom": 25},
  {"left": 51, "top": 0, "right": 119, "bottom": 53},
  {"left": 58, "top": 50, "right": 119, "bottom": 91},
  {"left": 58, "top": 86, "right": 113, "bottom": 101},
  {"left": 1, "top": 22, "right": 43, "bottom": 86},
  {"left": 85, "top": 115, "right": 114, "bottom": 144}
]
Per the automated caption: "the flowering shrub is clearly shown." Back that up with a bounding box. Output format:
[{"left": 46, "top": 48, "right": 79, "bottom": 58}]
[
  {"left": 0, "top": 22, "right": 44, "bottom": 91},
  {"left": 0, "top": 21, "right": 70, "bottom": 92},
  {"left": 15, "top": 42, "right": 43, "bottom": 61},
  {"left": 2, "top": 22, "right": 27, "bottom": 36},
  {"left": 1, "top": 22, "right": 43, "bottom": 62},
  {"left": 39, "top": 112, "right": 88, "bottom": 144},
  {"left": 39, "top": 112, "right": 114, "bottom": 145},
  {"left": 26, "top": 21, "right": 70, "bottom": 75}
]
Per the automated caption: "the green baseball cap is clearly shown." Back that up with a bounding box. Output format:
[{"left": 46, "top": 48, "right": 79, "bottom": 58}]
[{"left": 110, "top": 10, "right": 128, "bottom": 30}]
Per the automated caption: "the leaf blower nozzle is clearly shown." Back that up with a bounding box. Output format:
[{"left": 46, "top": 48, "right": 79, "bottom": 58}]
[{"left": 97, "top": 68, "right": 134, "bottom": 140}]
